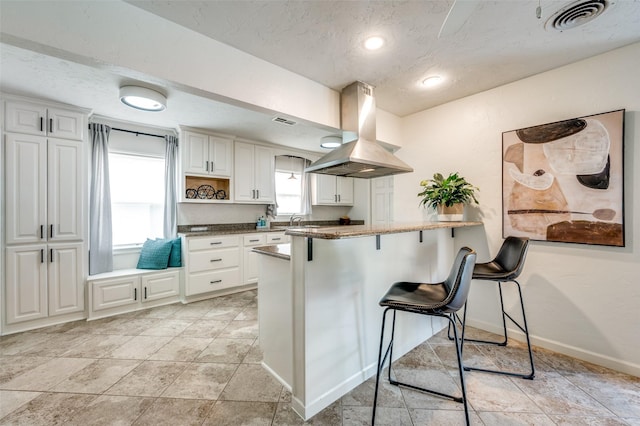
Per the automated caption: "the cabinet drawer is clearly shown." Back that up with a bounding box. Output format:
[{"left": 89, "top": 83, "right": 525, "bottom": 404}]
[
  {"left": 187, "top": 268, "right": 241, "bottom": 296},
  {"left": 267, "top": 233, "right": 289, "bottom": 244},
  {"left": 189, "top": 235, "right": 239, "bottom": 250},
  {"left": 189, "top": 248, "right": 240, "bottom": 272},
  {"left": 243, "top": 234, "right": 266, "bottom": 246}
]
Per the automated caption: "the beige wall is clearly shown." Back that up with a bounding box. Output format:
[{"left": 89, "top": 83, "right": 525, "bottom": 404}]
[{"left": 393, "top": 42, "right": 640, "bottom": 376}]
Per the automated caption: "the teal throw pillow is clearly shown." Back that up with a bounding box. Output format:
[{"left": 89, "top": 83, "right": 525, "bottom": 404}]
[
  {"left": 168, "top": 237, "right": 182, "bottom": 267},
  {"left": 137, "top": 238, "right": 172, "bottom": 269}
]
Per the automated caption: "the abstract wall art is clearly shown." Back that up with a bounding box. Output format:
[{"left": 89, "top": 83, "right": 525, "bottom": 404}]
[{"left": 502, "top": 109, "right": 625, "bottom": 247}]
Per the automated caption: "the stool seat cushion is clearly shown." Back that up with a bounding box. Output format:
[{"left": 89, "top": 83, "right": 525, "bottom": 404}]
[
  {"left": 473, "top": 261, "right": 516, "bottom": 280},
  {"left": 380, "top": 281, "right": 449, "bottom": 313}
]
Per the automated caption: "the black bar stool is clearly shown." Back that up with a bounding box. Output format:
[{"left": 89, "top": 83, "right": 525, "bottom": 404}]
[
  {"left": 372, "top": 247, "right": 477, "bottom": 426},
  {"left": 455, "top": 236, "right": 535, "bottom": 379}
]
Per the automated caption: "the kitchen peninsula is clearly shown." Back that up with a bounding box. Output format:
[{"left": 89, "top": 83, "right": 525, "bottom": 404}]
[{"left": 254, "top": 221, "right": 482, "bottom": 420}]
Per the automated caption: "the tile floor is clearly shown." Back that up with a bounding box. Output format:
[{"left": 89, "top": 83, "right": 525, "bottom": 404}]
[{"left": 1, "top": 289, "right": 638, "bottom": 425}]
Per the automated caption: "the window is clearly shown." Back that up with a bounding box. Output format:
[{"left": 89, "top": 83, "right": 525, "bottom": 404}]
[
  {"left": 275, "top": 155, "right": 303, "bottom": 215},
  {"left": 109, "top": 153, "right": 165, "bottom": 246}
]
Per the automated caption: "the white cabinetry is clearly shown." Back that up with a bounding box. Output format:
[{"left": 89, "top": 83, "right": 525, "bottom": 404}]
[
  {"left": 182, "top": 130, "right": 232, "bottom": 177},
  {"left": 243, "top": 234, "right": 266, "bottom": 285},
  {"left": 234, "top": 142, "right": 274, "bottom": 203},
  {"left": 5, "top": 242, "right": 84, "bottom": 325},
  {"left": 5, "top": 100, "right": 85, "bottom": 141},
  {"left": 311, "top": 174, "right": 354, "bottom": 206},
  {"left": 3, "top": 97, "right": 87, "bottom": 333},
  {"left": 88, "top": 269, "right": 181, "bottom": 319},
  {"left": 184, "top": 235, "right": 241, "bottom": 297}
]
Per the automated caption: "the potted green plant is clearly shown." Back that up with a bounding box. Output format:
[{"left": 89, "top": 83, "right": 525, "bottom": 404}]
[{"left": 418, "top": 172, "right": 479, "bottom": 221}]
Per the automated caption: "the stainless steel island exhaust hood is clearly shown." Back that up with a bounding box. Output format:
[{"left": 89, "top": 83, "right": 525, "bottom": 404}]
[{"left": 305, "top": 81, "right": 413, "bottom": 179}]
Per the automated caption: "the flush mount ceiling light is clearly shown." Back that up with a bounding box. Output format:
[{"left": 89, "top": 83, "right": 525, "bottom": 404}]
[
  {"left": 422, "top": 75, "right": 443, "bottom": 88},
  {"left": 320, "top": 135, "right": 342, "bottom": 149},
  {"left": 119, "top": 86, "right": 167, "bottom": 112},
  {"left": 364, "top": 36, "right": 385, "bottom": 50}
]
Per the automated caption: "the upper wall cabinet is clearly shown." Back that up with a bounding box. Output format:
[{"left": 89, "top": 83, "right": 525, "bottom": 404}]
[
  {"left": 234, "top": 141, "right": 275, "bottom": 204},
  {"left": 5, "top": 100, "right": 85, "bottom": 141},
  {"left": 182, "top": 130, "right": 232, "bottom": 177},
  {"left": 179, "top": 129, "right": 233, "bottom": 203},
  {"left": 311, "top": 174, "right": 354, "bottom": 206}
]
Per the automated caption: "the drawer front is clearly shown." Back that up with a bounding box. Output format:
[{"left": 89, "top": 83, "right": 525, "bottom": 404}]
[
  {"left": 267, "top": 233, "right": 289, "bottom": 244},
  {"left": 189, "top": 235, "right": 239, "bottom": 251},
  {"left": 243, "top": 234, "right": 266, "bottom": 246},
  {"left": 187, "top": 268, "right": 241, "bottom": 296},
  {"left": 189, "top": 248, "right": 240, "bottom": 272}
]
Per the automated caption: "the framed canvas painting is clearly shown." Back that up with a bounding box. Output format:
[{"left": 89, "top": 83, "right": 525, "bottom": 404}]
[{"left": 502, "top": 109, "right": 625, "bottom": 247}]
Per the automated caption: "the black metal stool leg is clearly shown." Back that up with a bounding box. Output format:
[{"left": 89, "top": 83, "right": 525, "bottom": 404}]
[
  {"left": 372, "top": 308, "right": 392, "bottom": 425},
  {"left": 448, "top": 313, "right": 471, "bottom": 425},
  {"left": 463, "top": 279, "right": 535, "bottom": 379}
]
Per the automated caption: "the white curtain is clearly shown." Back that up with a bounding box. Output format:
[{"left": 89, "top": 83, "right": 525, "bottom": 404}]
[
  {"left": 89, "top": 123, "right": 113, "bottom": 275},
  {"left": 163, "top": 135, "right": 178, "bottom": 238},
  {"left": 300, "top": 158, "right": 313, "bottom": 215}
]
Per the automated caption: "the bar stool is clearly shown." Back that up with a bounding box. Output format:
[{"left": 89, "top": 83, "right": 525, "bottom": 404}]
[
  {"left": 372, "top": 247, "right": 476, "bottom": 426},
  {"left": 459, "top": 236, "right": 535, "bottom": 379}
]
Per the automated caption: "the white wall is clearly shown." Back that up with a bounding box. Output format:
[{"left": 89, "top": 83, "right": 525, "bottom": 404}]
[{"left": 393, "top": 42, "right": 640, "bottom": 376}]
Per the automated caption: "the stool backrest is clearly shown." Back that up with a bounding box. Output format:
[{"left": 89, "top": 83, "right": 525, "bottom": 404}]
[
  {"left": 443, "top": 247, "right": 477, "bottom": 312},
  {"left": 495, "top": 236, "right": 530, "bottom": 280}
]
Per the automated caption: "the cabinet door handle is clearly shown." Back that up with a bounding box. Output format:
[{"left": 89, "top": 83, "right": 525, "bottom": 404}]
[
  {"left": 206, "top": 161, "right": 209, "bottom": 172},
  {"left": 40, "top": 249, "right": 44, "bottom": 263},
  {"left": 50, "top": 248, "right": 54, "bottom": 263},
  {"left": 249, "top": 239, "right": 259, "bottom": 242},
  {"left": 40, "top": 225, "right": 44, "bottom": 239},
  {"left": 210, "top": 279, "right": 222, "bottom": 284},
  {"left": 256, "top": 190, "right": 260, "bottom": 199},
  {"left": 210, "top": 258, "right": 222, "bottom": 262},
  {"left": 40, "top": 117, "right": 44, "bottom": 132},
  {"left": 252, "top": 189, "right": 255, "bottom": 199},
  {"left": 272, "top": 238, "right": 281, "bottom": 241},
  {"left": 49, "top": 118, "right": 53, "bottom": 133},
  {"left": 338, "top": 194, "right": 341, "bottom": 202},
  {"left": 144, "top": 287, "right": 147, "bottom": 299},
  {"left": 210, "top": 241, "right": 222, "bottom": 245},
  {"left": 50, "top": 224, "right": 54, "bottom": 238},
  {"left": 134, "top": 288, "right": 137, "bottom": 301}
]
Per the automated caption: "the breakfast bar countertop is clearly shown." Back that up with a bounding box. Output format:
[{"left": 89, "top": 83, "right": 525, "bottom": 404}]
[
  {"left": 284, "top": 221, "right": 482, "bottom": 240},
  {"left": 252, "top": 243, "right": 291, "bottom": 260}
]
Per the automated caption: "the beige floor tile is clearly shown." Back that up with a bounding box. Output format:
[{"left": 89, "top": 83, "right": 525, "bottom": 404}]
[
  {"left": 464, "top": 370, "right": 542, "bottom": 413},
  {"left": 410, "top": 408, "right": 484, "bottom": 425},
  {"left": 133, "top": 397, "right": 214, "bottom": 426},
  {"left": 218, "top": 320, "right": 259, "bottom": 339},
  {"left": 196, "top": 338, "right": 254, "bottom": 363},
  {"left": 68, "top": 394, "right": 155, "bottom": 425},
  {"left": 345, "top": 406, "right": 413, "bottom": 425},
  {"left": 203, "top": 400, "right": 277, "bottom": 426},
  {"left": 235, "top": 306, "right": 258, "bottom": 321},
  {"left": 342, "top": 375, "right": 404, "bottom": 408},
  {"left": 548, "top": 414, "right": 632, "bottom": 425},
  {"left": 138, "top": 319, "right": 194, "bottom": 336},
  {"left": 273, "top": 400, "right": 342, "bottom": 425},
  {"left": 19, "top": 333, "right": 92, "bottom": 357},
  {"left": 0, "top": 355, "right": 51, "bottom": 385},
  {"left": 0, "top": 390, "right": 42, "bottom": 418},
  {"left": 105, "top": 335, "right": 173, "bottom": 360},
  {"left": 161, "top": 362, "right": 238, "bottom": 400},
  {"left": 170, "top": 304, "right": 212, "bottom": 319},
  {"left": 148, "top": 336, "right": 212, "bottom": 361},
  {"left": 478, "top": 411, "right": 556, "bottom": 425},
  {"left": 179, "top": 319, "right": 229, "bottom": 338},
  {"left": 202, "top": 306, "right": 244, "bottom": 321},
  {"left": 0, "top": 332, "right": 52, "bottom": 356},
  {"left": 60, "top": 334, "right": 134, "bottom": 358},
  {"left": 135, "top": 304, "right": 182, "bottom": 319},
  {"left": 0, "top": 357, "right": 94, "bottom": 391},
  {"left": 0, "top": 392, "right": 96, "bottom": 425},
  {"left": 105, "top": 360, "right": 188, "bottom": 397},
  {"left": 563, "top": 372, "right": 640, "bottom": 418},
  {"left": 51, "top": 358, "right": 140, "bottom": 394},
  {"left": 394, "top": 368, "right": 465, "bottom": 411},
  {"left": 220, "top": 364, "right": 283, "bottom": 402},
  {"left": 96, "top": 318, "right": 159, "bottom": 335},
  {"left": 242, "top": 338, "right": 264, "bottom": 364},
  {"left": 392, "top": 342, "right": 444, "bottom": 370}
]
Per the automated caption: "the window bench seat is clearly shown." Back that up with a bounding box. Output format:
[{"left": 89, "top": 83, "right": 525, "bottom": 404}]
[{"left": 87, "top": 267, "right": 183, "bottom": 320}]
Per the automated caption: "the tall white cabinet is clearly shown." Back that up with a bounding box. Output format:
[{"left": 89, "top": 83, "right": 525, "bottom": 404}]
[
  {"left": 234, "top": 141, "right": 275, "bottom": 203},
  {"left": 3, "top": 97, "right": 88, "bottom": 333}
]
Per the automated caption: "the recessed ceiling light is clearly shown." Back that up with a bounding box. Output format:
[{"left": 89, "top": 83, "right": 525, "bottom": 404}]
[
  {"left": 364, "top": 36, "right": 385, "bottom": 50},
  {"left": 321, "top": 135, "right": 342, "bottom": 149},
  {"left": 421, "top": 76, "right": 443, "bottom": 88},
  {"left": 119, "top": 86, "right": 167, "bottom": 112}
]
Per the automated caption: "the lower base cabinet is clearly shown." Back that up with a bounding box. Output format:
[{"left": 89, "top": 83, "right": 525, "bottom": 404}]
[{"left": 88, "top": 269, "right": 180, "bottom": 319}]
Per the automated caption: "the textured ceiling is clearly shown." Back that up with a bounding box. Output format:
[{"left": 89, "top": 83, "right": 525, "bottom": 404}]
[
  {"left": 128, "top": 0, "right": 640, "bottom": 116},
  {"left": 1, "top": 0, "right": 640, "bottom": 152}
]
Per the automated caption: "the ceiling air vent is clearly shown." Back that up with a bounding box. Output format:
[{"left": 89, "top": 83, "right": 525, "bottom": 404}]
[
  {"left": 272, "top": 116, "right": 297, "bottom": 126},
  {"left": 546, "top": 0, "right": 610, "bottom": 31}
]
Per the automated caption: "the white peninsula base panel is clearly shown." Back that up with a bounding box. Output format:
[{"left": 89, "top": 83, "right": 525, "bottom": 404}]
[{"left": 257, "top": 225, "right": 480, "bottom": 420}]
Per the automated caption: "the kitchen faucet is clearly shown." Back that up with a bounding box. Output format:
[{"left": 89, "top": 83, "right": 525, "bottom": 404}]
[{"left": 289, "top": 215, "right": 303, "bottom": 226}]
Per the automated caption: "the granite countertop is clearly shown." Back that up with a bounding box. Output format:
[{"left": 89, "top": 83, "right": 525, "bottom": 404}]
[
  {"left": 252, "top": 244, "right": 291, "bottom": 260},
  {"left": 284, "top": 221, "right": 483, "bottom": 240},
  {"left": 177, "top": 220, "right": 364, "bottom": 237}
]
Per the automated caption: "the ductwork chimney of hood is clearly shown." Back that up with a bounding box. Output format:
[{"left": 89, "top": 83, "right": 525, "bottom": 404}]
[{"left": 305, "top": 81, "right": 413, "bottom": 179}]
